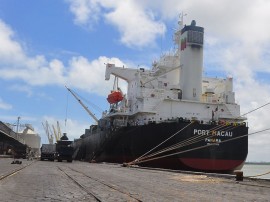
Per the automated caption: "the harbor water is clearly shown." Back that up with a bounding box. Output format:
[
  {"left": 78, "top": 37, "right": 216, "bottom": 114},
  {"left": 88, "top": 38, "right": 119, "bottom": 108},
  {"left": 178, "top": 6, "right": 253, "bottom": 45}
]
[{"left": 242, "top": 163, "right": 270, "bottom": 179}]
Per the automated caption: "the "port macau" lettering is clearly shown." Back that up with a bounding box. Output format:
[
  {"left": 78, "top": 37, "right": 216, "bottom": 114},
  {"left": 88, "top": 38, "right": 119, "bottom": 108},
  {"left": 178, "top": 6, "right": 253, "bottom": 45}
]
[{"left": 193, "top": 129, "right": 233, "bottom": 137}]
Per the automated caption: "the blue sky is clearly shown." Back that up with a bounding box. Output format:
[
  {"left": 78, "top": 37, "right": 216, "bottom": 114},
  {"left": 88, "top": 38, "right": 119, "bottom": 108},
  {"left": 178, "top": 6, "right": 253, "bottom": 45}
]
[{"left": 1, "top": 0, "right": 270, "bottom": 162}]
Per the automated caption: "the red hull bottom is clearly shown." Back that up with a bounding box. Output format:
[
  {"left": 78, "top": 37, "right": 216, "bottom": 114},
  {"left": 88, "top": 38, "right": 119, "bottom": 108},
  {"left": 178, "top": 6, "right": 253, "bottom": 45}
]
[
  {"left": 98, "top": 156, "right": 245, "bottom": 173},
  {"left": 180, "top": 158, "right": 245, "bottom": 172}
]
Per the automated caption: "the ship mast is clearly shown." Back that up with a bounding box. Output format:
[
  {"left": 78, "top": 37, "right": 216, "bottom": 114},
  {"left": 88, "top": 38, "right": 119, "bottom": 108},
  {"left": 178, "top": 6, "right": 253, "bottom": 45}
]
[
  {"left": 178, "top": 12, "right": 187, "bottom": 29},
  {"left": 65, "top": 86, "right": 99, "bottom": 123},
  {"left": 174, "top": 12, "right": 187, "bottom": 53}
]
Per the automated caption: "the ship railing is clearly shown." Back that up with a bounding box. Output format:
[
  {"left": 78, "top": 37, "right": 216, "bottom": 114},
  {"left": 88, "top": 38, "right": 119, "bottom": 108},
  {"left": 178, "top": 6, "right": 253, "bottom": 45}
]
[{"left": 201, "top": 94, "right": 225, "bottom": 104}]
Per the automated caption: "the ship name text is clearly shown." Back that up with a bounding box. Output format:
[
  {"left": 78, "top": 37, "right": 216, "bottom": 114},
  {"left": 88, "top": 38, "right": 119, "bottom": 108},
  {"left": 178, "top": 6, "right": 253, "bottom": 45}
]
[{"left": 193, "top": 129, "right": 233, "bottom": 137}]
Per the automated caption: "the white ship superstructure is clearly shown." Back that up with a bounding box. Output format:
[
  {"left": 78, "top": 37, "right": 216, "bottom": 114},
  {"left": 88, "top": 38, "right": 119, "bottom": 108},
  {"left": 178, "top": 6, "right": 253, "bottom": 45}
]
[{"left": 104, "top": 19, "right": 244, "bottom": 127}]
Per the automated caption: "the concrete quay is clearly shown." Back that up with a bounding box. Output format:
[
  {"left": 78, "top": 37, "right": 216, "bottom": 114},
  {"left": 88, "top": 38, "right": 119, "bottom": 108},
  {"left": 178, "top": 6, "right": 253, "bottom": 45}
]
[{"left": 0, "top": 158, "right": 270, "bottom": 202}]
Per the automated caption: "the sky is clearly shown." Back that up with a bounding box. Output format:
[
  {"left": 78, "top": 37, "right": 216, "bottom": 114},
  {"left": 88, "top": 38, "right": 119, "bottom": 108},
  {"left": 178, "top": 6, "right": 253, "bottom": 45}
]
[{"left": 0, "top": 0, "right": 270, "bottom": 162}]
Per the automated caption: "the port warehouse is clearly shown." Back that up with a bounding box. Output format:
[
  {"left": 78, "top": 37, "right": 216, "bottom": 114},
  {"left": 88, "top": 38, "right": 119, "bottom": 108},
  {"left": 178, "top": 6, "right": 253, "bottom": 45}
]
[{"left": 0, "top": 121, "right": 40, "bottom": 158}]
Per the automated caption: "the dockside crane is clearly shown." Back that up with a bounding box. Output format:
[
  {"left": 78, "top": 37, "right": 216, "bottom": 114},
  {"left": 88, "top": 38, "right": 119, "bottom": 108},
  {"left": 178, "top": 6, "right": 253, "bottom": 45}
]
[
  {"left": 57, "top": 121, "right": 62, "bottom": 139},
  {"left": 65, "top": 86, "right": 99, "bottom": 123},
  {"left": 42, "top": 121, "right": 54, "bottom": 144},
  {"left": 52, "top": 124, "right": 58, "bottom": 142},
  {"left": 52, "top": 121, "right": 62, "bottom": 142}
]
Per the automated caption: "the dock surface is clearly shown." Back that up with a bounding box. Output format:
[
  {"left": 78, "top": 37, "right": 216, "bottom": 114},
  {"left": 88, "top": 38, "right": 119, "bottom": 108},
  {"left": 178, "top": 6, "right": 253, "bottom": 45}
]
[{"left": 1, "top": 158, "right": 270, "bottom": 201}]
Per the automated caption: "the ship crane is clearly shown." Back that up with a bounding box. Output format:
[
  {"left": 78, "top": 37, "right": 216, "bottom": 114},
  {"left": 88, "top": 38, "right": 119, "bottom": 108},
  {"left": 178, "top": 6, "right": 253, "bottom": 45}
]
[
  {"left": 65, "top": 86, "right": 99, "bottom": 123},
  {"left": 42, "top": 121, "right": 54, "bottom": 144},
  {"left": 57, "top": 121, "right": 62, "bottom": 138},
  {"left": 52, "top": 124, "right": 60, "bottom": 142}
]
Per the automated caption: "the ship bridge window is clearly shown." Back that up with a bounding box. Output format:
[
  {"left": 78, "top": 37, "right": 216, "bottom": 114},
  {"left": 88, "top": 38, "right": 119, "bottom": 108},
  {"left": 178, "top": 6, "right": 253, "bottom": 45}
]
[{"left": 188, "top": 31, "right": 203, "bottom": 45}]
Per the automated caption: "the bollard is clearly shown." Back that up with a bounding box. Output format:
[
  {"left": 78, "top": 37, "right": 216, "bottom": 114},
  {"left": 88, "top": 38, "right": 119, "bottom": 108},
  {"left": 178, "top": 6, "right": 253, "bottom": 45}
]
[
  {"left": 234, "top": 170, "right": 243, "bottom": 181},
  {"left": 122, "top": 162, "right": 130, "bottom": 167}
]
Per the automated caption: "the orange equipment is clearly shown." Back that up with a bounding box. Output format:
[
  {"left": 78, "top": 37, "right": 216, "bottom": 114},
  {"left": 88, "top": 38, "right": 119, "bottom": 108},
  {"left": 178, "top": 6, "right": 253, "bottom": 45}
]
[{"left": 107, "top": 91, "right": 123, "bottom": 104}]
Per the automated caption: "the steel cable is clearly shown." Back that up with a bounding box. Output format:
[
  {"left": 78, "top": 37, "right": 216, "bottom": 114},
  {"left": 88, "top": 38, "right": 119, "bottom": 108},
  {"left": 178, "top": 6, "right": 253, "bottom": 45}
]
[
  {"left": 132, "top": 122, "right": 194, "bottom": 163},
  {"left": 131, "top": 128, "right": 269, "bottom": 165},
  {"left": 134, "top": 124, "right": 237, "bottom": 163}
]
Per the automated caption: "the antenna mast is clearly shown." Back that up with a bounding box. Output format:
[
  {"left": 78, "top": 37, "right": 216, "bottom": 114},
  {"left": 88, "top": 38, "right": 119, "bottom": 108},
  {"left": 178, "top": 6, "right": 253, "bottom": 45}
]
[{"left": 178, "top": 12, "right": 187, "bottom": 29}]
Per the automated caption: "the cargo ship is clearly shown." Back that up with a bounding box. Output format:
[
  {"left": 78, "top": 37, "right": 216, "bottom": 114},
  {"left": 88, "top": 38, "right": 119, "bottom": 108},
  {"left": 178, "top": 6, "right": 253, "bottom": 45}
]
[{"left": 71, "top": 17, "right": 248, "bottom": 173}]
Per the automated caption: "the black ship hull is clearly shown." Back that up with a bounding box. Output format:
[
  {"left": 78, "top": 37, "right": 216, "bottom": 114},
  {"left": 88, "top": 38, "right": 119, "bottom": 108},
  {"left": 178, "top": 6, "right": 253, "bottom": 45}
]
[{"left": 74, "top": 120, "right": 248, "bottom": 173}]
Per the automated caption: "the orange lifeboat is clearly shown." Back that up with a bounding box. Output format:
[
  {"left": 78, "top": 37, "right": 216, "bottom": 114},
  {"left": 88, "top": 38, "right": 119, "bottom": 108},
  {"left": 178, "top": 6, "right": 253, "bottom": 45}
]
[{"left": 107, "top": 91, "right": 123, "bottom": 104}]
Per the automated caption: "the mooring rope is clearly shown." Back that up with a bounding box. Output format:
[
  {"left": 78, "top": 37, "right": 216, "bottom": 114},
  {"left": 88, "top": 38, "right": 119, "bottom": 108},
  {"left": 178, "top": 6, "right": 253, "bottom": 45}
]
[
  {"left": 129, "top": 127, "right": 270, "bottom": 166},
  {"left": 131, "top": 121, "right": 194, "bottom": 163},
  {"left": 245, "top": 170, "right": 270, "bottom": 178},
  {"left": 241, "top": 101, "right": 270, "bottom": 117},
  {"left": 134, "top": 124, "right": 237, "bottom": 163}
]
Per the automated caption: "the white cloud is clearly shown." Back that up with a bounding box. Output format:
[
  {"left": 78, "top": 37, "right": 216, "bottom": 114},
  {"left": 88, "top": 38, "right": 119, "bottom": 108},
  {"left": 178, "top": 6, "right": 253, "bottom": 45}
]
[
  {"left": 103, "top": 1, "right": 166, "bottom": 48},
  {"left": 0, "top": 57, "right": 68, "bottom": 86},
  {"left": 67, "top": 0, "right": 101, "bottom": 28},
  {"left": 67, "top": 0, "right": 166, "bottom": 48},
  {"left": 0, "top": 19, "right": 125, "bottom": 96},
  {"left": 66, "top": 56, "right": 126, "bottom": 95},
  {"left": 0, "top": 20, "right": 66, "bottom": 85},
  {"left": 0, "top": 19, "right": 26, "bottom": 65},
  {"left": 0, "top": 98, "right": 12, "bottom": 110},
  {"left": 9, "top": 84, "right": 33, "bottom": 97}
]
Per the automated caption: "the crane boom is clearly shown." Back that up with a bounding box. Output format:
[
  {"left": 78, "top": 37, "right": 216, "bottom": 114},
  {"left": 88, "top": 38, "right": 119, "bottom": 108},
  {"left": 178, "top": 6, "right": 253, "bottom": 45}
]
[
  {"left": 57, "top": 121, "right": 62, "bottom": 139},
  {"left": 65, "top": 86, "right": 99, "bottom": 123},
  {"left": 42, "top": 121, "right": 53, "bottom": 144},
  {"left": 52, "top": 124, "right": 59, "bottom": 142}
]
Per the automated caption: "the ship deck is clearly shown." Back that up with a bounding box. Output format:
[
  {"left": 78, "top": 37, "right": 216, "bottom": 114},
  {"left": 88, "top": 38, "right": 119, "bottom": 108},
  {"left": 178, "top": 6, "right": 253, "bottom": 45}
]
[{"left": 0, "top": 158, "right": 270, "bottom": 201}]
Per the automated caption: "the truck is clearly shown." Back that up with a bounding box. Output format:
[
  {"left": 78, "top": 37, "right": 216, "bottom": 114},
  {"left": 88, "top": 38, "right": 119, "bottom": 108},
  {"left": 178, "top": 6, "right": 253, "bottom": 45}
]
[
  {"left": 40, "top": 144, "right": 55, "bottom": 161},
  {"left": 55, "top": 133, "right": 73, "bottom": 162}
]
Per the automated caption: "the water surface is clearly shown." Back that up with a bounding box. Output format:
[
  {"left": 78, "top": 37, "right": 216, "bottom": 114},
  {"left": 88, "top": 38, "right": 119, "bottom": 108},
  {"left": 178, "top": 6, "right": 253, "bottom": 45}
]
[{"left": 242, "top": 164, "right": 270, "bottom": 179}]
